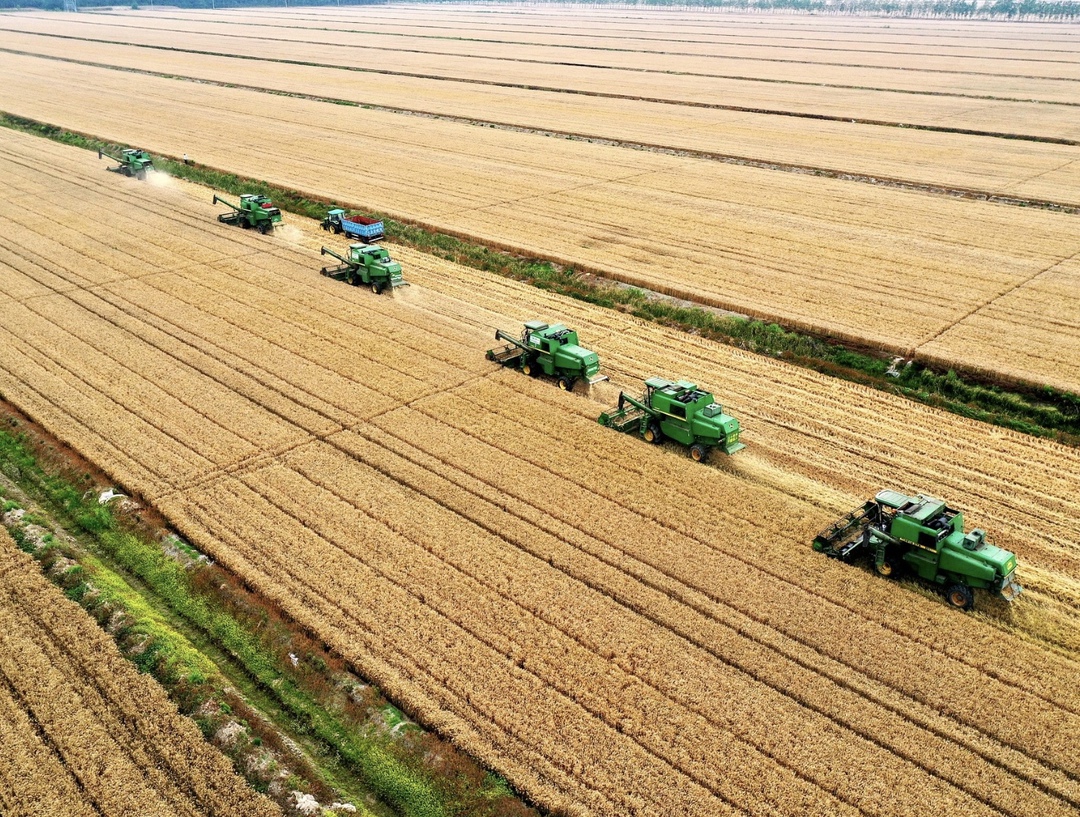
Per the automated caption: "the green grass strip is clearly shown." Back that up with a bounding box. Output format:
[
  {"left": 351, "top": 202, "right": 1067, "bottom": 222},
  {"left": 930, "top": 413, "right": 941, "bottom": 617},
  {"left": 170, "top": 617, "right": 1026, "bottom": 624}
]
[{"left": 2, "top": 110, "right": 1077, "bottom": 444}]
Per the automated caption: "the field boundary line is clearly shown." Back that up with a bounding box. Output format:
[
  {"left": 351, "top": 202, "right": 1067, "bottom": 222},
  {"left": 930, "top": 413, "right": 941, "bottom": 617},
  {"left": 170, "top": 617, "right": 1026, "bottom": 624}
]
[
  {"left": 6, "top": 48, "right": 1080, "bottom": 215},
  {"left": 59, "top": 11, "right": 1080, "bottom": 70},
  {"left": 914, "top": 249, "right": 1080, "bottom": 352},
  {"left": 4, "top": 37, "right": 1079, "bottom": 141}
]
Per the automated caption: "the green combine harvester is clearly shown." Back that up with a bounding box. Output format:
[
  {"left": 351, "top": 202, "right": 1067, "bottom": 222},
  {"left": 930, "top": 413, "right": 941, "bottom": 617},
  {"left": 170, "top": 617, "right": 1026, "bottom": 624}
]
[
  {"left": 213, "top": 193, "right": 282, "bottom": 234},
  {"left": 320, "top": 243, "right": 406, "bottom": 294},
  {"left": 599, "top": 377, "right": 744, "bottom": 461},
  {"left": 98, "top": 147, "right": 155, "bottom": 180},
  {"left": 813, "top": 489, "right": 1022, "bottom": 610},
  {"left": 487, "top": 321, "right": 606, "bottom": 391}
]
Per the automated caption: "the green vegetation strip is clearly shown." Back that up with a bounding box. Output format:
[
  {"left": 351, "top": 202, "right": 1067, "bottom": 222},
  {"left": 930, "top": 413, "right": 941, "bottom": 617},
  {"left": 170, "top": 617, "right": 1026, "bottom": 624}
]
[
  {"left": 0, "top": 424, "right": 471, "bottom": 817},
  {"left": 2, "top": 111, "right": 1078, "bottom": 444}
]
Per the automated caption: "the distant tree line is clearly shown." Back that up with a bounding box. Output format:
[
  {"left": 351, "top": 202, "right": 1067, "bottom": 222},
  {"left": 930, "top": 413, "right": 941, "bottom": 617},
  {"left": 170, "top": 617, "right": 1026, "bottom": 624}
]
[
  {"left": 0, "top": 0, "right": 388, "bottom": 10},
  {"left": 2, "top": 0, "right": 1078, "bottom": 19}
]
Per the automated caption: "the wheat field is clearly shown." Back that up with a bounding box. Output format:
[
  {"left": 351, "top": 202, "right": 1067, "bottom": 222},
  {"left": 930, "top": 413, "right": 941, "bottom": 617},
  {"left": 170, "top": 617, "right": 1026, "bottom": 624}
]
[{"left": 1, "top": 126, "right": 1078, "bottom": 816}]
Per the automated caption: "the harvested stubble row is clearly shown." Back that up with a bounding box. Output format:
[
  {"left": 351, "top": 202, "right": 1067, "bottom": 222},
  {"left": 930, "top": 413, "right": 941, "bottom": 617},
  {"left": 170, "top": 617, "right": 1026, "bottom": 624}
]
[
  {"left": 5, "top": 32, "right": 1080, "bottom": 202},
  {"left": 68, "top": 9, "right": 1080, "bottom": 80},
  {"left": 3, "top": 54, "right": 1080, "bottom": 391},
  {"left": 155, "top": 7, "right": 1080, "bottom": 71},
  {"left": 7, "top": 14, "right": 1080, "bottom": 111},
  {"left": 0, "top": 531, "right": 281, "bottom": 816},
  {"left": 2, "top": 129, "right": 1080, "bottom": 816}
]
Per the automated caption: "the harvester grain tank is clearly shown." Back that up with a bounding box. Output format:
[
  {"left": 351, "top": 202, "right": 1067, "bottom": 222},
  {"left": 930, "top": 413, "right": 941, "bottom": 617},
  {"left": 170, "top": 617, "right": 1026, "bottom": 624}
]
[
  {"left": 812, "top": 489, "right": 1022, "bottom": 610},
  {"left": 320, "top": 243, "right": 406, "bottom": 294},
  {"left": 598, "top": 377, "right": 744, "bottom": 461},
  {"left": 321, "top": 209, "right": 384, "bottom": 243},
  {"left": 98, "top": 147, "right": 154, "bottom": 180},
  {"left": 213, "top": 193, "right": 282, "bottom": 234},
  {"left": 486, "top": 321, "right": 606, "bottom": 390}
]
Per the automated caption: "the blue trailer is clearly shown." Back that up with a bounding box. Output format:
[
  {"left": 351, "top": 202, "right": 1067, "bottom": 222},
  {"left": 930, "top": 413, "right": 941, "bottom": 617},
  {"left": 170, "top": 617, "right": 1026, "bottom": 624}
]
[{"left": 322, "top": 209, "right": 384, "bottom": 243}]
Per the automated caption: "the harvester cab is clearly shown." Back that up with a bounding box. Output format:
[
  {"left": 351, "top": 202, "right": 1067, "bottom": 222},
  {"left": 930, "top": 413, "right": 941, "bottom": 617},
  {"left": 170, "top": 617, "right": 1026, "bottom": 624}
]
[
  {"left": 486, "top": 320, "right": 606, "bottom": 391},
  {"left": 213, "top": 193, "right": 282, "bottom": 234},
  {"left": 99, "top": 147, "right": 155, "bottom": 180},
  {"left": 319, "top": 243, "right": 406, "bottom": 294},
  {"left": 812, "top": 489, "right": 1022, "bottom": 610},
  {"left": 598, "top": 377, "right": 744, "bottom": 461}
]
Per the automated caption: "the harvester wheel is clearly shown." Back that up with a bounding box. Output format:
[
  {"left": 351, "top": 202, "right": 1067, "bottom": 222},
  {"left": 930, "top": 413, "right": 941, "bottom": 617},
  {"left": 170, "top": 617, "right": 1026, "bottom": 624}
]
[
  {"left": 643, "top": 423, "right": 662, "bottom": 444},
  {"left": 558, "top": 376, "right": 573, "bottom": 391},
  {"left": 371, "top": 281, "right": 384, "bottom": 295},
  {"left": 522, "top": 362, "right": 536, "bottom": 377},
  {"left": 875, "top": 560, "right": 896, "bottom": 578},
  {"left": 258, "top": 221, "right": 271, "bottom": 235},
  {"left": 946, "top": 584, "right": 974, "bottom": 611},
  {"left": 690, "top": 443, "right": 709, "bottom": 463}
]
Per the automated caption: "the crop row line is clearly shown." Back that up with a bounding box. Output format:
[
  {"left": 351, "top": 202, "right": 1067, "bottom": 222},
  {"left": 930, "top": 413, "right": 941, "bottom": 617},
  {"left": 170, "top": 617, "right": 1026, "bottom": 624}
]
[
  {"left": 6, "top": 37, "right": 1078, "bottom": 148},
  {"left": 442, "top": 384, "right": 1080, "bottom": 740},
  {"left": 273, "top": 442, "right": 885, "bottom": 814},
  {"left": 69, "top": 11, "right": 1080, "bottom": 71},
  {"left": 174, "top": 480, "right": 635, "bottom": 817},
  {"left": 9, "top": 595, "right": 208, "bottom": 814},
  {"left": 238, "top": 464, "right": 839, "bottom": 816},
  {"left": 334, "top": 420, "right": 1076, "bottom": 813},
  {"left": 360, "top": 406, "right": 1080, "bottom": 807}
]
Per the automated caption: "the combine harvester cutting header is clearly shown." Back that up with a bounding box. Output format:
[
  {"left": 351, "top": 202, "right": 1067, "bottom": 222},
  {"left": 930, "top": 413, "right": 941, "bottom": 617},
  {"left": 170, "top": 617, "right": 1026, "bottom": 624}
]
[
  {"left": 813, "top": 489, "right": 1022, "bottom": 610},
  {"left": 98, "top": 147, "right": 155, "bottom": 180},
  {"left": 599, "top": 377, "right": 744, "bottom": 462},
  {"left": 213, "top": 193, "right": 282, "bottom": 234},
  {"left": 487, "top": 321, "right": 607, "bottom": 391}
]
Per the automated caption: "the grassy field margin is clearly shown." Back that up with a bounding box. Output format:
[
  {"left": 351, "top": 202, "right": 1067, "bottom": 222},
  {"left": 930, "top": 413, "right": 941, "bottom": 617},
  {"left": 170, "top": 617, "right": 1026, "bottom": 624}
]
[
  {"left": 0, "top": 408, "right": 536, "bottom": 817},
  {"left": 2, "top": 110, "right": 1077, "bottom": 444}
]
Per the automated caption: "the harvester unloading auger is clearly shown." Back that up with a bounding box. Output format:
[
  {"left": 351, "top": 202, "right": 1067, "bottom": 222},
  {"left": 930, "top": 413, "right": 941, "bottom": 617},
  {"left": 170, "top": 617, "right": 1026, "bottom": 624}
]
[
  {"left": 487, "top": 321, "right": 607, "bottom": 391},
  {"left": 812, "top": 489, "right": 1022, "bottom": 610},
  {"left": 213, "top": 194, "right": 282, "bottom": 234},
  {"left": 98, "top": 147, "right": 155, "bottom": 180},
  {"left": 599, "top": 377, "right": 744, "bottom": 462}
]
